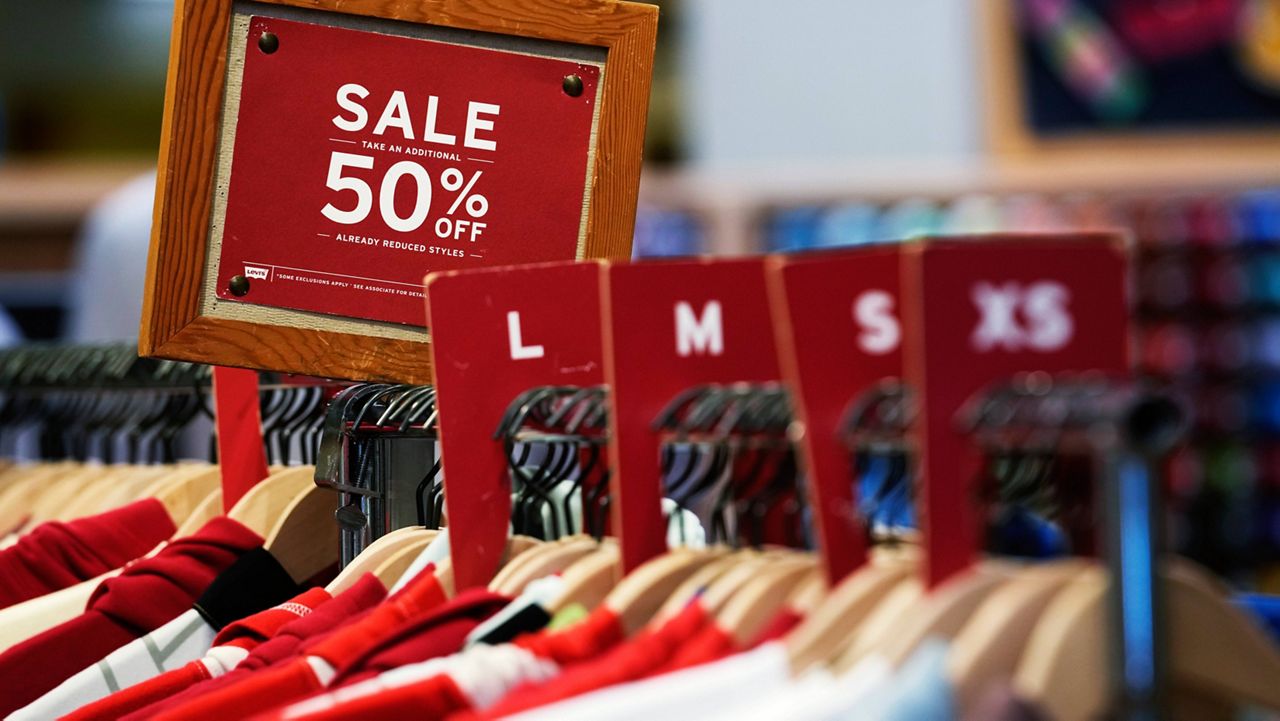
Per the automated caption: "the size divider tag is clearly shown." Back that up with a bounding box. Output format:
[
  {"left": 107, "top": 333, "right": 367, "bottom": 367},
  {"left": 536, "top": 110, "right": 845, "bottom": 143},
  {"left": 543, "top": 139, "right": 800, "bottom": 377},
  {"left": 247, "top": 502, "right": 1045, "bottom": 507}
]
[
  {"left": 212, "top": 366, "right": 270, "bottom": 510},
  {"left": 602, "top": 258, "right": 781, "bottom": 572},
  {"left": 903, "top": 234, "right": 1130, "bottom": 588},
  {"left": 766, "top": 246, "right": 904, "bottom": 585},
  {"left": 427, "top": 261, "right": 605, "bottom": 590}
]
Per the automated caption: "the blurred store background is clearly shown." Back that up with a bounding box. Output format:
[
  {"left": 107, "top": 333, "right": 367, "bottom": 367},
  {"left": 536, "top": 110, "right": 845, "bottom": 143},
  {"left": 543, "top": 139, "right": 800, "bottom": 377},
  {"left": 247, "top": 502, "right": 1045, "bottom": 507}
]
[{"left": 4, "top": 0, "right": 1280, "bottom": 587}]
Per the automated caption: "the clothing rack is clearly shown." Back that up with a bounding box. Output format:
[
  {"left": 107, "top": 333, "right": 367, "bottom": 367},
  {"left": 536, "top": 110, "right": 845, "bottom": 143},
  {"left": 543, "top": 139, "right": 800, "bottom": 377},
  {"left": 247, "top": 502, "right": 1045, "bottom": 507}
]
[
  {"left": 652, "top": 382, "right": 798, "bottom": 548},
  {"left": 0, "top": 343, "right": 211, "bottom": 462},
  {"left": 963, "top": 374, "right": 1186, "bottom": 721},
  {"left": 494, "top": 385, "right": 610, "bottom": 540},
  {"left": 314, "top": 383, "right": 439, "bottom": 566}
]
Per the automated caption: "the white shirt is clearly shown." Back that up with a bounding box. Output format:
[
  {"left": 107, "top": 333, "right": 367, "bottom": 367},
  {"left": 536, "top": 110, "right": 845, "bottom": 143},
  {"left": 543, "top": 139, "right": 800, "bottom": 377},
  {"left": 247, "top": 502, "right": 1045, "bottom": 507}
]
[
  {"left": 9, "top": 609, "right": 214, "bottom": 720},
  {"left": 503, "top": 642, "right": 793, "bottom": 721}
]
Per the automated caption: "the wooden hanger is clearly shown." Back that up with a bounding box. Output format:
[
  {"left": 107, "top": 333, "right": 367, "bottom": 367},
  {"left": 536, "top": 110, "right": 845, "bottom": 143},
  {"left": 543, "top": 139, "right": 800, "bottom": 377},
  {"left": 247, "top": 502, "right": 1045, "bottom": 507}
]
[
  {"left": 786, "top": 555, "right": 915, "bottom": 672},
  {"left": 226, "top": 465, "right": 316, "bottom": 536},
  {"left": 602, "top": 548, "right": 724, "bottom": 635},
  {"left": 326, "top": 527, "right": 439, "bottom": 595},
  {"left": 224, "top": 465, "right": 337, "bottom": 584},
  {"left": 489, "top": 535, "right": 578, "bottom": 593},
  {"left": 653, "top": 552, "right": 745, "bottom": 623},
  {"left": 550, "top": 542, "right": 622, "bottom": 612},
  {"left": 54, "top": 465, "right": 163, "bottom": 521},
  {"left": 485, "top": 533, "right": 552, "bottom": 587},
  {"left": 1011, "top": 565, "right": 1109, "bottom": 720},
  {"left": 830, "top": 576, "right": 924, "bottom": 673},
  {"left": 784, "top": 568, "right": 829, "bottom": 615},
  {"left": 149, "top": 466, "right": 223, "bottom": 528},
  {"left": 372, "top": 535, "right": 435, "bottom": 588},
  {"left": 716, "top": 557, "right": 817, "bottom": 645},
  {"left": 947, "top": 559, "right": 1089, "bottom": 713},
  {"left": 1016, "top": 560, "right": 1280, "bottom": 719},
  {"left": 698, "top": 552, "right": 811, "bottom": 621},
  {"left": 173, "top": 488, "right": 223, "bottom": 538},
  {"left": 866, "top": 564, "right": 1015, "bottom": 671},
  {"left": 263, "top": 483, "right": 340, "bottom": 584},
  {"left": 26, "top": 464, "right": 133, "bottom": 527},
  {"left": 93, "top": 463, "right": 200, "bottom": 516},
  {"left": 1163, "top": 560, "right": 1280, "bottom": 711},
  {"left": 409, "top": 533, "right": 536, "bottom": 599},
  {"left": 436, "top": 559, "right": 457, "bottom": 597},
  {"left": 491, "top": 536, "right": 599, "bottom": 596},
  {"left": 0, "top": 462, "right": 78, "bottom": 533}
]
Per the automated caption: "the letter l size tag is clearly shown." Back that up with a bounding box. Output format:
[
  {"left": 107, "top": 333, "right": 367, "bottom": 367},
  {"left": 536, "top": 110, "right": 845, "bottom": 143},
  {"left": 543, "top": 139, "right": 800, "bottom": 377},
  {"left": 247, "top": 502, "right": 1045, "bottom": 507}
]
[{"left": 426, "top": 261, "right": 605, "bottom": 590}]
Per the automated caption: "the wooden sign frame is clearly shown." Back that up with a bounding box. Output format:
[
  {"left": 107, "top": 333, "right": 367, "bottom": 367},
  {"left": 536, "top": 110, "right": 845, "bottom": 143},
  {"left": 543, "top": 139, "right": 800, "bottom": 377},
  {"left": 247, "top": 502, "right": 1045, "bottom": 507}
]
[{"left": 140, "top": 0, "right": 658, "bottom": 384}]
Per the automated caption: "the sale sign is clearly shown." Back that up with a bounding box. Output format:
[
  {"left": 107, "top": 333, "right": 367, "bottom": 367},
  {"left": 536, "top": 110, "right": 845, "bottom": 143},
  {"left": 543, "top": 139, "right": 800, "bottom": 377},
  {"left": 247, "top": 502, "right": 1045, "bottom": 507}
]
[{"left": 215, "top": 16, "right": 600, "bottom": 327}]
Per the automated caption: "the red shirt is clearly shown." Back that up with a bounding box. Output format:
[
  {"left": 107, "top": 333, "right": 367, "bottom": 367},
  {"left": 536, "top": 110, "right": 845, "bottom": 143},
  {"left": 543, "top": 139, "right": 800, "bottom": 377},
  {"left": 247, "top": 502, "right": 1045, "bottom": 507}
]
[
  {"left": 120, "top": 574, "right": 387, "bottom": 721},
  {"left": 62, "top": 587, "right": 333, "bottom": 721},
  {"left": 329, "top": 588, "right": 509, "bottom": 686},
  {"left": 456, "top": 602, "right": 711, "bottom": 720},
  {"left": 0, "top": 516, "right": 261, "bottom": 716},
  {"left": 253, "top": 605, "right": 627, "bottom": 721},
  {"left": 0, "top": 498, "right": 174, "bottom": 610},
  {"left": 146, "top": 570, "right": 447, "bottom": 721}
]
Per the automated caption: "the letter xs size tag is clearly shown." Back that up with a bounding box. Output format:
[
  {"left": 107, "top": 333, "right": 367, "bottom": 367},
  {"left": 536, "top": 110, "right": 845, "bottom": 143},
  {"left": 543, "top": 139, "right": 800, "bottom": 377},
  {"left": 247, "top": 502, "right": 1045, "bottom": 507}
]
[{"left": 970, "top": 281, "right": 1073, "bottom": 353}]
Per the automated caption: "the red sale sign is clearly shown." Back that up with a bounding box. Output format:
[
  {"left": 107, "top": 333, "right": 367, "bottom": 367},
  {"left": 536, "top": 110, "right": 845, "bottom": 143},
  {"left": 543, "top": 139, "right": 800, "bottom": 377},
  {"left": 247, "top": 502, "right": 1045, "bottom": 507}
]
[{"left": 216, "top": 16, "right": 600, "bottom": 327}]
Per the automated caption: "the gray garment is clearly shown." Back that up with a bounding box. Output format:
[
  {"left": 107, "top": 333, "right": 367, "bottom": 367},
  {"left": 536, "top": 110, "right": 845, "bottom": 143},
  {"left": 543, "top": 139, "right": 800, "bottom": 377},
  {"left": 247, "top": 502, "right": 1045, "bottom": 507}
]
[{"left": 64, "top": 171, "right": 156, "bottom": 343}]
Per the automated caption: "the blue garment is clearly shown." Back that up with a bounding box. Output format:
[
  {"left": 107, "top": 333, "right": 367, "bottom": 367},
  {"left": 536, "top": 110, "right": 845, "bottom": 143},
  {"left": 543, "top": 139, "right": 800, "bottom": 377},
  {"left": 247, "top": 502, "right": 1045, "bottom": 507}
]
[
  {"left": 989, "top": 506, "right": 1068, "bottom": 559},
  {"left": 857, "top": 453, "right": 915, "bottom": 530},
  {"left": 1235, "top": 593, "right": 1280, "bottom": 644},
  {"left": 861, "top": 638, "right": 955, "bottom": 721}
]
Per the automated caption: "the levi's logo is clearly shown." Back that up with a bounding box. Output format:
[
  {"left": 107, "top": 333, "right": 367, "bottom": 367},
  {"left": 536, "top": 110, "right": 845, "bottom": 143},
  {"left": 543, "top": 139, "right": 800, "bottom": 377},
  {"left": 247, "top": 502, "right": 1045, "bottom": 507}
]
[
  {"left": 970, "top": 281, "right": 1073, "bottom": 353},
  {"left": 243, "top": 265, "right": 270, "bottom": 281}
]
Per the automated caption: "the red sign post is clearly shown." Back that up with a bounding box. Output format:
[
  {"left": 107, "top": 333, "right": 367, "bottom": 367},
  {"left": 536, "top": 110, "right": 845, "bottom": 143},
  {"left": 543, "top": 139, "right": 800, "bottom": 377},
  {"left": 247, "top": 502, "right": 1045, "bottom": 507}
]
[
  {"left": 601, "top": 258, "right": 782, "bottom": 572},
  {"left": 211, "top": 366, "right": 270, "bottom": 510},
  {"left": 902, "top": 235, "right": 1130, "bottom": 588},
  {"left": 766, "top": 246, "right": 904, "bottom": 585},
  {"left": 219, "top": 16, "right": 600, "bottom": 327},
  {"left": 426, "top": 261, "right": 605, "bottom": 590}
]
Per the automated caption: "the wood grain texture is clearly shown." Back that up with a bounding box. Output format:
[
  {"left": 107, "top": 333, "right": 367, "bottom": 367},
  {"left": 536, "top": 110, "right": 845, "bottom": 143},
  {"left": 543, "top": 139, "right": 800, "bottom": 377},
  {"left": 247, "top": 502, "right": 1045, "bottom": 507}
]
[
  {"left": 141, "top": 0, "right": 657, "bottom": 382},
  {"left": 157, "top": 316, "right": 434, "bottom": 383}
]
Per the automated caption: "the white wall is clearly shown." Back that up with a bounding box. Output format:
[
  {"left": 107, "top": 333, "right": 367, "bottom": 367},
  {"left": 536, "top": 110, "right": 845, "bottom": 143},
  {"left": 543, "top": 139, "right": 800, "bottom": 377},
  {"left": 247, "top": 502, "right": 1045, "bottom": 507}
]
[{"left": 680, "top": 0, "right": 983, "bottom": 169}]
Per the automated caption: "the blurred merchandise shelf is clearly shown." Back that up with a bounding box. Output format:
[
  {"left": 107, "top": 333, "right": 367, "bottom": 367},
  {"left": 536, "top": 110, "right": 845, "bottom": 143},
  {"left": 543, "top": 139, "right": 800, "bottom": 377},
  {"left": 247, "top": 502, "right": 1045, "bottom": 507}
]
[
  {"left": 0, "top": 158, "right": 152, "bottom": 274},
  {"left": 637, "top": 151, "right": 1280, "bottom": 254}
]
